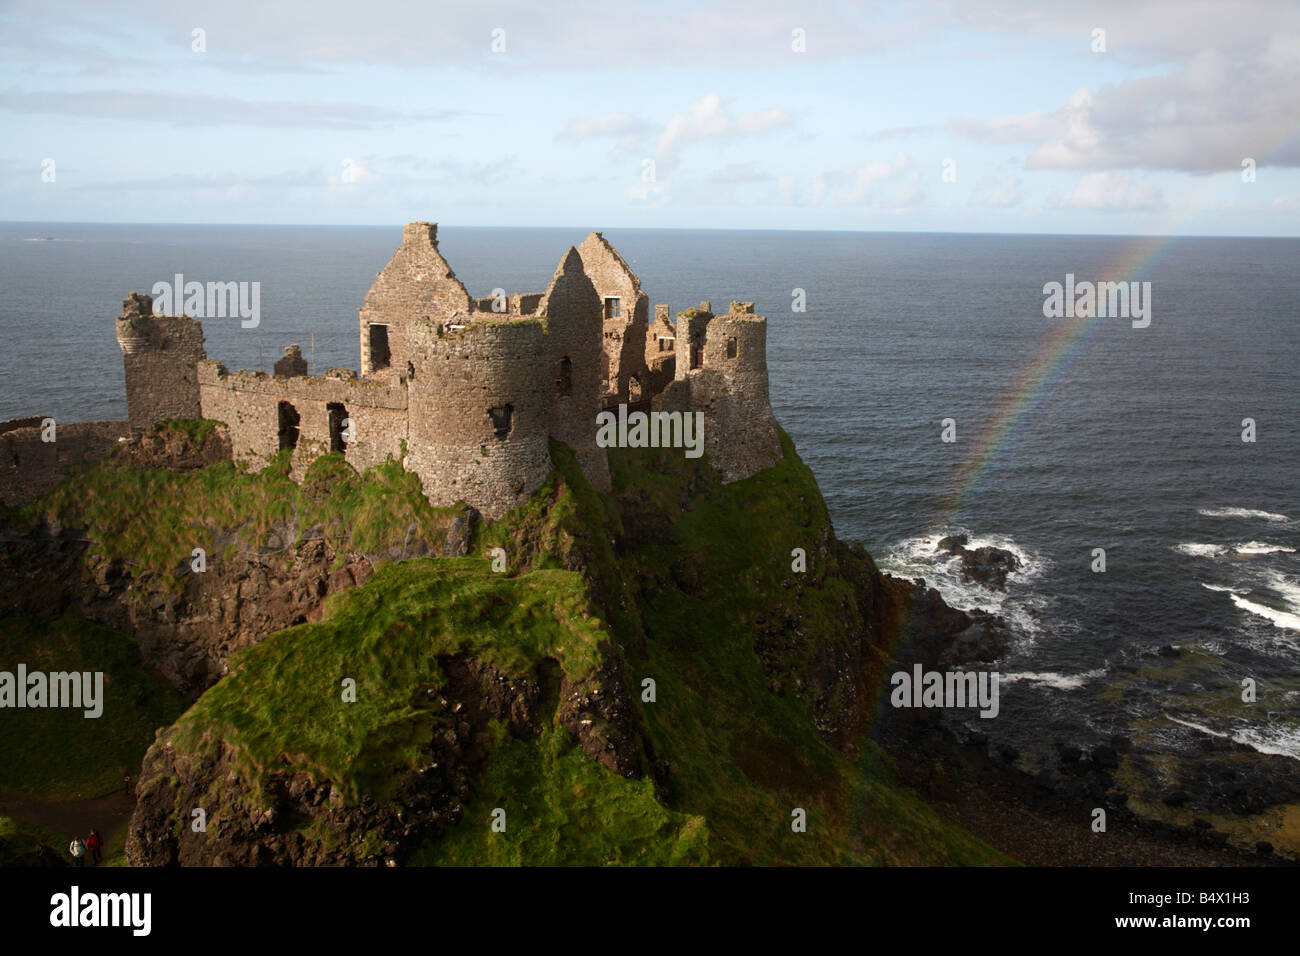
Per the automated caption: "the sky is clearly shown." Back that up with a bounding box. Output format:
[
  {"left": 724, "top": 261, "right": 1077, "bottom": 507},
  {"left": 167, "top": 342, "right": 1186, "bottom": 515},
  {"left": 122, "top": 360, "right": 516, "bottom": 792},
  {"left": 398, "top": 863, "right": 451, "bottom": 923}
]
[{"left": 1, "top": 0, "right": 1298, "bottom": 235}]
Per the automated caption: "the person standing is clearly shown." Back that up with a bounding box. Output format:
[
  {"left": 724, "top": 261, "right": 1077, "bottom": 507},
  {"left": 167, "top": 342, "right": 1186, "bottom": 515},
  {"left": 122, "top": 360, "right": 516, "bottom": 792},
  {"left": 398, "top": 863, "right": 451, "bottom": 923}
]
[
  {"left": 123, "top": 771, "right": 131, "bottom": 796},
  {"left": 86, "top": 829, "right": 103, "bottom": 865},
  {"left": 69, "top": 837, "right": 85, "bottom": 868}
]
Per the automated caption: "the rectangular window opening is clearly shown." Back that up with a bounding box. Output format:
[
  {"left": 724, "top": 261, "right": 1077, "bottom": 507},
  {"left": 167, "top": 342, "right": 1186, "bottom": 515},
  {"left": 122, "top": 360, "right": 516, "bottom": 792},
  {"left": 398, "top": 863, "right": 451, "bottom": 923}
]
[{"left": 368, "top": 324, "right": 391, "bottom": 370}]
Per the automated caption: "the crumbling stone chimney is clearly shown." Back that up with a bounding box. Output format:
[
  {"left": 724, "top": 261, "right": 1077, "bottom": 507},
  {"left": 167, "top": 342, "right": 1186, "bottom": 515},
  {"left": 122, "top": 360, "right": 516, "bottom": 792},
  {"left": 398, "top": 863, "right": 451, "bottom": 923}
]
[{"left": 274, "top": 344, "right": 308, "bottom": 378}]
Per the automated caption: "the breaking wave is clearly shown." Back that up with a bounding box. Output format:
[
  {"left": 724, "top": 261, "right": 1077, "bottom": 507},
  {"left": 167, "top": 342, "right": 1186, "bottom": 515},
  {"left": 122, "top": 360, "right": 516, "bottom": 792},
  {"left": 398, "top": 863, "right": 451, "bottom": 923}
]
[{"left": 1198, "top": 507, "right": 1289, "bottom": 523}]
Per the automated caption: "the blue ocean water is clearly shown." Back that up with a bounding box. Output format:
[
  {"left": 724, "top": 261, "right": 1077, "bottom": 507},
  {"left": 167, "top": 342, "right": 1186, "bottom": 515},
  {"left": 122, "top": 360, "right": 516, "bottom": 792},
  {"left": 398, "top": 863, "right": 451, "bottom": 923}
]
[{"left": 2, "top": 222, "right": 1297, "bottom": 765}]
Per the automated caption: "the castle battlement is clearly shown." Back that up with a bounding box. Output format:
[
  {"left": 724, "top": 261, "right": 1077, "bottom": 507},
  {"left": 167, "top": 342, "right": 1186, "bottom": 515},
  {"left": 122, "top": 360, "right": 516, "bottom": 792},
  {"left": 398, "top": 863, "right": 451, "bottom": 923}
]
[{"left": 112, "top": 222, "right": 781, "bottom": 519}]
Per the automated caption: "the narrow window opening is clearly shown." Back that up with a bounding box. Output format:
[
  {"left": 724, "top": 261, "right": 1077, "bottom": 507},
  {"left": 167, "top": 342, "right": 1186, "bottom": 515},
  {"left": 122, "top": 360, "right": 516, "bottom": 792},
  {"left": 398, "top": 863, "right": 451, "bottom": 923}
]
[
  {"left": 277, "top": 401, "right": 300, "bottom": 451},
  {"left": 629, "top": 374, "right": 642, "bottom": 403},
  {"left": 368, "top": 324, "right": 391, "bottom": 370},
  {"left": 556, "top": 356, "right": 572, "bottom": 397},
  {"left": 727, "top": 337, "right": 737, "bottom": 359},
  {"left": 603, "top": 297, "right": 621, "bottom": 320},
  {"left": 327, "top": 402, "right": 349, "bottom": 453}
]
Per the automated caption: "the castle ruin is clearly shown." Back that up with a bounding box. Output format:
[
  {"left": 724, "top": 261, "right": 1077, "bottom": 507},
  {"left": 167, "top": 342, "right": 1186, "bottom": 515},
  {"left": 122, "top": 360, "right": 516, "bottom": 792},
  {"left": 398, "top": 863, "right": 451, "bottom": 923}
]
[{"left": 82, "top": 222, "right": 781, "bottom": 519}]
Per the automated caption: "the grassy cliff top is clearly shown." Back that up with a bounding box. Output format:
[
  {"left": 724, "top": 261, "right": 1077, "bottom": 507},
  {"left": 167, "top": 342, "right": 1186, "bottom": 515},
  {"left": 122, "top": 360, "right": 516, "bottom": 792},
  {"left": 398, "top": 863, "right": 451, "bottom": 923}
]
[{"left": 5, "top": 418, "right": 1009, "bottom": 865}]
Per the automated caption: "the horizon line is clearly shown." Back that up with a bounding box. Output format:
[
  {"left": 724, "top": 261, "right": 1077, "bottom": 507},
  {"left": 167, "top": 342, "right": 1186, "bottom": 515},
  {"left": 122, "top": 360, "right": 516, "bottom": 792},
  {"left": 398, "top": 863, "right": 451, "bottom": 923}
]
[{"left": 2, "top": 219, "right": 1297, "bottom": 242}]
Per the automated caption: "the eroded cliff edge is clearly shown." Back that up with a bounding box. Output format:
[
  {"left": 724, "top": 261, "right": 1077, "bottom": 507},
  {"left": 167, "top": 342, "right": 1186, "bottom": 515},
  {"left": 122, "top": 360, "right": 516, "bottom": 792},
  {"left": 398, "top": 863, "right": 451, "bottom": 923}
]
[{"left": 1, "top": 421, "right": 1010, "bottom": 866}]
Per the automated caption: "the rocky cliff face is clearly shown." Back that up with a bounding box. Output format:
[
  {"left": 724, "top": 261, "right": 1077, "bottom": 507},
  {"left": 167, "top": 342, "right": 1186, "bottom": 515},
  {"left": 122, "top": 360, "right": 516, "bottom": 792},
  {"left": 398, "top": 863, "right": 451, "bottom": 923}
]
[
  {"left": 0, "top": 512, "right": 482, "bottom": 698},
  {"left": 0, "top": 424, "right": 476, "bottom": 699},
  {"left": 5, "top": 421, "right": 1013, "bottom": 866},
  {"left": 126, "top": 653, "right": 647, "bottom": 866}
]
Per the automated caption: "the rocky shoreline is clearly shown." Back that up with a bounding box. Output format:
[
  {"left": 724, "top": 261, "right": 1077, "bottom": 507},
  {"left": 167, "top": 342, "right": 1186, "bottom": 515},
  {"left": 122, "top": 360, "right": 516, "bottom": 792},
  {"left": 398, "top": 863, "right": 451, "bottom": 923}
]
[{"left": 874, "top": 537, "right": 1298, "bottom": 866}]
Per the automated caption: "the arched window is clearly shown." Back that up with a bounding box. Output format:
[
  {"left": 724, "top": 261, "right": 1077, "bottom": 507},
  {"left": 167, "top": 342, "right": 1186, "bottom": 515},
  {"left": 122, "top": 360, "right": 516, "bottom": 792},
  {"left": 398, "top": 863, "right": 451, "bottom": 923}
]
[
  {"left": 629, "top": 374, "right": 642, "bottom": 403},
  {"left": 556, "top": 356, "right": 572, "bottom": 397}
]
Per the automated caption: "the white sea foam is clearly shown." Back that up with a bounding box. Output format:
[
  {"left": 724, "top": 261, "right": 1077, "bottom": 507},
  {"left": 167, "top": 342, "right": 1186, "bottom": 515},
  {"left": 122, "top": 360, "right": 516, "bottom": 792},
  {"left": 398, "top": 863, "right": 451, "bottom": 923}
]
[
  {"left": 1265, "top": 572, "right": 1300, "bottom": 608},
  {"left": 999, "top": 668, "right": 1106, "bottom": 691},
  {"left": 1167, "top": 714, "right": 1300, "bottom": 761},
  {"left": 1201, "top": 583, "right": 1246, "bottom": 594},
  {"left": 1174, "top": 543, "right": 1227, "bottom": 558},
  {"left": 1198, "top": 507, "right": 1289, "bottom": 523},
  {"left": 1234, "top": 541, "right": 1297, "bottom": 555},
  {"left": 881, "top": 529, "right": 1048, "bottom": 632},
  {"left": 1229, "top": 594, "right": 1300, "bottom": 632}
]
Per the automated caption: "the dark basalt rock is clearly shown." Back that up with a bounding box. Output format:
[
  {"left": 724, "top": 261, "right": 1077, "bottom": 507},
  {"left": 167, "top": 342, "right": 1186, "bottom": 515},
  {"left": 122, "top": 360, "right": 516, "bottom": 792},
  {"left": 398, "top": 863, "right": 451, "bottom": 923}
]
[{"left": 935, "top": 534, "right": 1021, "bottom": 591}]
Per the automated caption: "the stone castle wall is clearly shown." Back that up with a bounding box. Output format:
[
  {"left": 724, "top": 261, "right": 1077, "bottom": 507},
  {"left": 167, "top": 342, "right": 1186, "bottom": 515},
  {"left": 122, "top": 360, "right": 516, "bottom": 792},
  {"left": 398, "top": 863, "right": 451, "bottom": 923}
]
[
  {"left": 0, "top": 417, "right": 128, "bottom": 506},
  {"left": 576, "top": 233, "right": 649, "bottom": 405},
  {"left": 656, "top": 302, "right": 781, "bottom": 482},
  {"left": 115, "top": 294, "right": 206, "bottom": 435},
  {"left": 99, "top": 222, "right": 782, "bottom": 521},
  {"left": 645, "top": 304, "right": 677, "bottom": 397},
  {"left": 358, "top": 222, "right": 471, "bottom": 377},
  {"left": 536, "top": 248, "right": 611, "bottom": 494},
  {"left": 406, "top": 320, "right": 552, "bottom": 520},
  {"left": 197, "top": 362, "right": 408, "bottom": 477}
]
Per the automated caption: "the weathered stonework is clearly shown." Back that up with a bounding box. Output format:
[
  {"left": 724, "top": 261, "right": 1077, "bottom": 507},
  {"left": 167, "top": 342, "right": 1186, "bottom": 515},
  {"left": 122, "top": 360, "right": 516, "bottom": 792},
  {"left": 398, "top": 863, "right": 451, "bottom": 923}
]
[
  {"left": 115, "top": 294, "right": 206, "bottom": 435},
  {"left": 358, "top": 222, "right": 471, "bottom": 378},
  {"left": 197, "top": 362, "right": 409, "bottom": 478},
  {"left": 535, "top": 247, "right": 611, "bottom": 494},
  {"left": 406, "top": 320, "right": 552, "bottom": 520},
  {"left": 273, "top": 344, "right": 308, "bottom": 378},
  {"left": 100, "top": 222, "right": 780, "bottom": 520},
  {"left": 645, "top": 304, "right": 677, "bottom": 397},
  {"left": 655, "top": 301, "right": 782, "bottom": 482},
  {"left": 576, "top": 232, "right": 650, "bottom": 408},
  {"left": 0, "top": 418, "right": 128, "bottom": 506}
]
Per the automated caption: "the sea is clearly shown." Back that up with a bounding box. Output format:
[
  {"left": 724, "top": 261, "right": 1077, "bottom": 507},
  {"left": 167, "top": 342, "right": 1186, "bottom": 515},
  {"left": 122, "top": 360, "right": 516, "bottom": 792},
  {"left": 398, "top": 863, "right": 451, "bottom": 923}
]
[{"left": 2, "top": 222, "right": 1297, "bottom": 778}]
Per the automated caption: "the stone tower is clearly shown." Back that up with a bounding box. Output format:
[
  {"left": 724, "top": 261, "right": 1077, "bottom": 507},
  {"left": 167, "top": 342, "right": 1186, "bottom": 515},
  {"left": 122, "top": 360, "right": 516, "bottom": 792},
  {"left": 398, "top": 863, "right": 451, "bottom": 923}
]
[
  {"left": 114, "top": 292, "right": 206, "bottom": 435},
  {"left": 405, "top": 316, "right": 553, "bottom": 521},
  {"left": 536, "top": 246, "right": 611, "bottom": 494},
  {"left": 358, "top": 222, "right": 470, "bottom": 379},
  {"left": 654, "top": 301, "right": 781, "bottom": 481},
  {"left": 576, "top": 232, "right": 650, "bottom": 407}
]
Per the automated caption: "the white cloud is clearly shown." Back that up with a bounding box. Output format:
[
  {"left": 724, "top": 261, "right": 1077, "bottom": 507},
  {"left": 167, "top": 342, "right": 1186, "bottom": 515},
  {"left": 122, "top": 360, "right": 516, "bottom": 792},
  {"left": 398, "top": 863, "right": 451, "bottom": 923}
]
[
  {"left": 654, "top": 94, "right": 791, "bottom": 172},
  {"left": 969, "top": 174, "right": 1022, "bottom": 207},
  {"left": 948, "top": 2, "right": 1300, "bottom": 173},
  {"left": 0, "top": 89, "right": 462, "bottom": 128},
  {"left": 1048, "top": 171, "right": 1163, "bottom": 210},
  {"left": 833, "top": 152, "right": 923, "bottom": 207},
  {"left": 557, "top": 112, "right": 654, "bottom": 152}
]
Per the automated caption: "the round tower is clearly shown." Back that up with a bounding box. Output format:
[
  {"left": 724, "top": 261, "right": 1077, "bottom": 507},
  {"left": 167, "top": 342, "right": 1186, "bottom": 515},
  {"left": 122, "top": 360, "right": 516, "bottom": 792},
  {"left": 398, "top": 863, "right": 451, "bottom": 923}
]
[{"left": 405, "top": 318, "right": 552, "bottom": 520}]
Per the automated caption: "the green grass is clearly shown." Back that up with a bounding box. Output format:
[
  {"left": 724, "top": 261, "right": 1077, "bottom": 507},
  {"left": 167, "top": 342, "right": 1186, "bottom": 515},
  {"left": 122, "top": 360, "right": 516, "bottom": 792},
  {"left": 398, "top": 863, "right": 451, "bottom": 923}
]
[
  {"left": 603, "top": 431, "right": 1009, "bottom": 865},
  {"left": 14, "top": 436, "right": 464, "bottom": 595},
  {"left": 0, "top": 815, "right": 68, "bottom": 867},
  {"left": 14, "top": 420, "right": 1007, "bottom": 865},
  {"left": 412, "top": 720, "right": 708, "bottom": 866},
  {"left": 0, "top": 616, "right": 186, "bottom": 800},
  {"left": 166, "top": 558, "right": 612, "bottom": 805},
  {"left": 148, "top": 416, "right": 219, "bottom": 448}
]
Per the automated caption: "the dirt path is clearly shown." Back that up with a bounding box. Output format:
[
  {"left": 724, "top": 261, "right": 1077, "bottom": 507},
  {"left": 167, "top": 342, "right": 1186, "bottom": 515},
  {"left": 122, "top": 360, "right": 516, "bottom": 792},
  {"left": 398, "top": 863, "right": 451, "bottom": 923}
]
[{"left": 0, "top": 790, "right": 134, "bottom": 864}]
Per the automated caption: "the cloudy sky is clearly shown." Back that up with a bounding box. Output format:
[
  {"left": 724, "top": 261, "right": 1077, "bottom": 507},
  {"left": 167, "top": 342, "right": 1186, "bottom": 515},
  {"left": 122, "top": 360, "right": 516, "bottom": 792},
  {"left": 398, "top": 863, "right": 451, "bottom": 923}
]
[{"left": 2, "top": 0, "right": 1298, "bottom": 234}]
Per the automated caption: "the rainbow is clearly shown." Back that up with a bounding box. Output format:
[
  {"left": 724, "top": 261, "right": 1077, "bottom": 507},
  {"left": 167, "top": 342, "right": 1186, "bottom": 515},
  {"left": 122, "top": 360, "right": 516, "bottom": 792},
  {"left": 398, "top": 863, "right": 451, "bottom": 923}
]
[{"left": 939, "top": 233, "right": 1171, "bottom": 519}]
